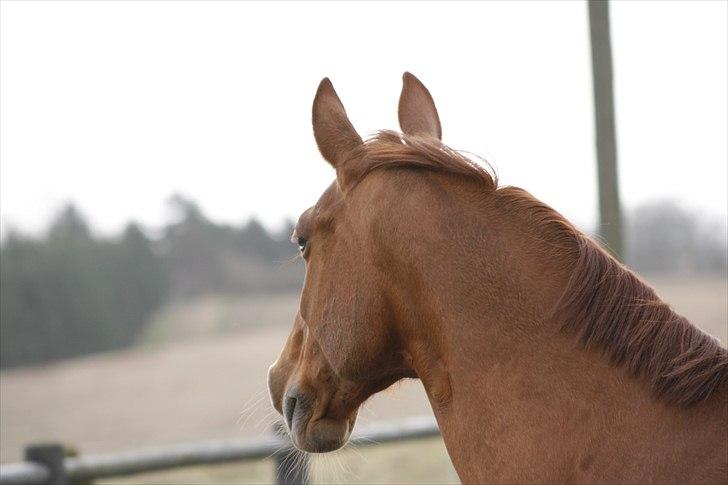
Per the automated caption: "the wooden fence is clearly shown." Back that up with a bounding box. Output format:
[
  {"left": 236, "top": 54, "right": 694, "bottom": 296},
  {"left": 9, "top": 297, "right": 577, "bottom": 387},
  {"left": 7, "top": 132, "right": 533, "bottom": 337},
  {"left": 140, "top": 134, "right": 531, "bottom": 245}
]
[{"left": 0, "top": 416, "right": 440, "bottom": 485}]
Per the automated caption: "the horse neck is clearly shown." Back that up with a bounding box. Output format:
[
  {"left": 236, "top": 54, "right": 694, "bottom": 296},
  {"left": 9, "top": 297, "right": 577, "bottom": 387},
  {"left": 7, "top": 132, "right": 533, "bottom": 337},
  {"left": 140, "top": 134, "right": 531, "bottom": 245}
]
[{"left": 401, "top": 191, "right": 727, "bottom": 483}]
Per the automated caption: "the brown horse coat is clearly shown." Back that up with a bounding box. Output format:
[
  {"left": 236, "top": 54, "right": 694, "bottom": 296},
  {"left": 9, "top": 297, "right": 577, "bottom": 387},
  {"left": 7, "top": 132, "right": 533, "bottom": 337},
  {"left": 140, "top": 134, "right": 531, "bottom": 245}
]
[{"left": 268, "top": 73, "right": 728, "bottom": 484}]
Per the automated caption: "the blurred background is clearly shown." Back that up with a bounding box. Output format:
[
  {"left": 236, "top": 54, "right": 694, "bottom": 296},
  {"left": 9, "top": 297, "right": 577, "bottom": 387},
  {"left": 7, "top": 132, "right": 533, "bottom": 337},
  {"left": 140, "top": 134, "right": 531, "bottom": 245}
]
[{"left": 1, "top": 1, "right": 726, "bottom": 483}]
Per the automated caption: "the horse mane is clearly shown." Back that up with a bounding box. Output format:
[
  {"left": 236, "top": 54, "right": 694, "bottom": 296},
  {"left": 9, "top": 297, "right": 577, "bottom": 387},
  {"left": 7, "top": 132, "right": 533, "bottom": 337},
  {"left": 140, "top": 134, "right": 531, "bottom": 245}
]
[
  {"left": 553, "top": 230, "right": 728, "bottom": 407},
  {"left": 356, "top": 130, "right": 497, "bottom": 191},
  {"left": 358, "top": 130, "right": 728, "bottom": 407}
]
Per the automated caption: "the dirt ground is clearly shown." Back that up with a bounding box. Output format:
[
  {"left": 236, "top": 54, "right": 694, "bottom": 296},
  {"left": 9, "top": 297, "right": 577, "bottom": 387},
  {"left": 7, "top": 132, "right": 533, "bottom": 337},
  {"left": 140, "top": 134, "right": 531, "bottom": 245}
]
[
  {"left": 0, "top": 321, "right": 434, "bottom": 464},
  {"left": 1, "top": 274, "right": 725, "bottom": 481}
]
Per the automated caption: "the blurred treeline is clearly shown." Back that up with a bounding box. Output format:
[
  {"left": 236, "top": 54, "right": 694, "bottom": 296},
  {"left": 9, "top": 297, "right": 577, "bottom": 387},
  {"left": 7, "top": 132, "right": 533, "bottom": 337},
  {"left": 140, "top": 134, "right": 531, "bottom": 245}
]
[
  {"left": 0, "top": 196, "right": 302, "bottom": 368},
  {"left": 0, "top": 197, "right": 725, "bottom": 369},
  {"left": 625, "top": 200, "right": 727, "bottom": 274}
]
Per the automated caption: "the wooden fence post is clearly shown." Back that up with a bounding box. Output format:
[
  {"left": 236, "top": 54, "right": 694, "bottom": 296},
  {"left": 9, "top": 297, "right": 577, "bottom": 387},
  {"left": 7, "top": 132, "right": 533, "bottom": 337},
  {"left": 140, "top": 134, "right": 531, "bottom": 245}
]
[
  {"left": 588, "top": 0, "right": 624, "bottom": 259},
  {"left": 25, "top": 444, "right": 67, "bottom": 485},
  {"left": 272, "top": 423, "right": 309, "bottom": 485}
]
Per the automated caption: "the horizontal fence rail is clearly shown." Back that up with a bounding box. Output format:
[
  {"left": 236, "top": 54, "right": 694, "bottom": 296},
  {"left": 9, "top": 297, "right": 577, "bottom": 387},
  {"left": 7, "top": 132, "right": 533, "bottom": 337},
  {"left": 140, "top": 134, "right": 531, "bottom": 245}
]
[
  {"left": 0, "top": 416, "right": 440, "bottom": 485},
  {"left": 0, "top": 463, "right": 50, "bottom": 485}
]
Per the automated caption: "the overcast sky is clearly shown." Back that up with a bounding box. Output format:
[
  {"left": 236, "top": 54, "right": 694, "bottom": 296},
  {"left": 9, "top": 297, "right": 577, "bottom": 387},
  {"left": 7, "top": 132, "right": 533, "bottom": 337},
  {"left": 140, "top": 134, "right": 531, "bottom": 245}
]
[{"left": 1, "top": 1, "right": 726, "bottom": 237}]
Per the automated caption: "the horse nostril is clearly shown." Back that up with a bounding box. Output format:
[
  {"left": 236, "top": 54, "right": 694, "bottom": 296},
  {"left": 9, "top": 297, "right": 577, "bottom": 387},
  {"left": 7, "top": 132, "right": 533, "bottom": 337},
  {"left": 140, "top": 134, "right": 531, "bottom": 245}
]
[{"left": 284, "top": 395, "right": 297, "bottom": 430}]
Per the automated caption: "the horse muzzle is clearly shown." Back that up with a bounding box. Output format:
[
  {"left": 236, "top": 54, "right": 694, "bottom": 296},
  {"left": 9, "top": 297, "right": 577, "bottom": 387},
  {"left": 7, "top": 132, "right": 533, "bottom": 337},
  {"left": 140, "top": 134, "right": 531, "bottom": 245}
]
[{"left": 267, "top": 365, "right": 355, "bottom": 453}]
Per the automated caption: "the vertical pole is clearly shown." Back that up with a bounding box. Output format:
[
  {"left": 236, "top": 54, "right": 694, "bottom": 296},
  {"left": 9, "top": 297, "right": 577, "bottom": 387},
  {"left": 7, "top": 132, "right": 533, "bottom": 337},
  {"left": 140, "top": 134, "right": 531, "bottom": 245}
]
[
  {"left": 25, "top": 444, "right": 67, "bottom": 485},
  {"left": 588, "top": 0, "right": 623, "bottom": 259},
  {"left": 272, "top": 422, "right": 309, "bottom": 485}
]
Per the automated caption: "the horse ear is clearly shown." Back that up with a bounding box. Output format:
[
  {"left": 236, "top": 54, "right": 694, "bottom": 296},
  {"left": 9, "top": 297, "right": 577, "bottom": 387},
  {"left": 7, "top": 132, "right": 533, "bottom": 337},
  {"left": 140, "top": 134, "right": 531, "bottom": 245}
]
[
  {"left": 398, "top": 72, "right": 442, "bottom": 140},
  {"left": 312, "top": 78, "right": 363, "bottom": 174}
]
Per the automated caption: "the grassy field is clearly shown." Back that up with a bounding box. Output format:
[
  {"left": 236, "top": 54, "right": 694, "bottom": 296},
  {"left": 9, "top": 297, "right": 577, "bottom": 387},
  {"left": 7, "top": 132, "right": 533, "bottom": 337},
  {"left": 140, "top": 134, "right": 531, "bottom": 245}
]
[{"left": 1, "top": 274, "right": 725, "bottom": 483}]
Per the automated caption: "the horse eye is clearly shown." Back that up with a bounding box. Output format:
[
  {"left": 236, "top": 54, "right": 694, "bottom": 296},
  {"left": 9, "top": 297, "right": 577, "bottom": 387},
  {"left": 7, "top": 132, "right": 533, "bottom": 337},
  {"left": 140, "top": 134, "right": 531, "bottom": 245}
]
[{"left": 297, "top": 236, "right": 308, "bottom": 253}]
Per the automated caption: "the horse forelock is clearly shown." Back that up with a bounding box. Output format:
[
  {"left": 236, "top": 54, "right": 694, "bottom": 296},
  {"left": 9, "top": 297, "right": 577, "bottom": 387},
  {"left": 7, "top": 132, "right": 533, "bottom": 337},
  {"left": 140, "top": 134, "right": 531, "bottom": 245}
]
[{"left": 345, "top": 130, "right": 498, "bottom": 192}]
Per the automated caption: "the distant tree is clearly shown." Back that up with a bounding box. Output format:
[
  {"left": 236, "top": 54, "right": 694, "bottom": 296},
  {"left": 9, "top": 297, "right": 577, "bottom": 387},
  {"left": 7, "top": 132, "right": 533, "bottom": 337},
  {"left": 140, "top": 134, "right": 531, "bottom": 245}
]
[
  {"left": 0, "top": 206, "right": 168, "bottom": 368},
  {"left": 167, "top": 193, "right": 205, "bottom": 225},
  {"left": 1, "top": 197, "right": 309, "bottom": 368},
  {"left": 160, "top": 195, "right": 303, "bottom": 299},
  {"left": 48, "top": 204, "right": 91, "bottom": 241},
  {"left": 114, "top": 223, "right": 168, "bottom": 338},
  {"left": 161, "top": 194, "right": 240, "bottom": 298},
  {"left": 0, "top": 235, "right": 48, "bottom": 367},
  {"left": 238, "top": 218, "right": 280, "bottom": 262},
  {"left": 625, "top": 200, "right": 727, "bottom": 274}
]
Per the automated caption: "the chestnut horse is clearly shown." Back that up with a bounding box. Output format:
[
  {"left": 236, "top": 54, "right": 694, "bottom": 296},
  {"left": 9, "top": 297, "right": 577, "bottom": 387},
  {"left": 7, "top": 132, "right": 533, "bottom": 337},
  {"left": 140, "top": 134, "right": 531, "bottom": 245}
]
[{"left": 268, "top": 73, "right": 728, "bottom": 483}]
